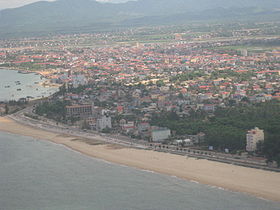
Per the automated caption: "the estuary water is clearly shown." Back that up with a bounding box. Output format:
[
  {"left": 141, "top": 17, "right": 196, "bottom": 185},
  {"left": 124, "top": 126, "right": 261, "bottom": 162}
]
[
  {"left": 0, "top": 131, "right": 279, "bottom": 210},
  {"left": 0, "top": 68, "right": 58, "bottom": 101}
]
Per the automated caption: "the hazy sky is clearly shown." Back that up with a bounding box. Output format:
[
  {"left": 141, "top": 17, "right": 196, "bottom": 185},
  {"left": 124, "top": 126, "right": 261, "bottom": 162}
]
[
  {"left": 0, "top": 0, "right": 131, "bottom": 10},
  {"left": 0, "top": 0, "right": 54, "bottom": 9}
]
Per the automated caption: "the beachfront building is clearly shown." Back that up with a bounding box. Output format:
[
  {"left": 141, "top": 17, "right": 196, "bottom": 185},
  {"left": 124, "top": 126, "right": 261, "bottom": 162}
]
[
  {"left": 175, "top": 139, "right": 193, "bottom": 146},
  {"left": 96, "top": 115, "right": 112, "bottom": 131},
  {"left": 246, "top": 127, "right": 264, "bottom": 152},
  {"left": 66, "top": 104, "right": 94, "bottom": 118},
  {"left": 0, "top": 104, "right": 6, "bottom": 115},
  {"left": 121, "top": 121, "right": 136, "bottom": 134},
  {"left": 151, "top": 127, "right": 171, "bottom": 142}
]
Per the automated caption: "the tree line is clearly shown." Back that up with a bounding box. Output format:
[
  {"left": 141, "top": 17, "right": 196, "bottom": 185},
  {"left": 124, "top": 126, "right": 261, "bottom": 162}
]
[{"left": 151, "top": 100, "right": 280, "bottom": 166}]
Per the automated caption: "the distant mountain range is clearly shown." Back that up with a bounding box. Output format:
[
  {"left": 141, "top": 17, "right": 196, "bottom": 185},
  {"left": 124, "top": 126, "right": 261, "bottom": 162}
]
[{"left": 0, "top": 0, "right": 279, "bottom": 37}]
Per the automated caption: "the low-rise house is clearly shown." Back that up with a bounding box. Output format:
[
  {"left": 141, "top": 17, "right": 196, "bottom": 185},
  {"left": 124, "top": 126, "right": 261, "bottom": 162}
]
[
  {"left": 202, "top": 104, "right": 216, "bottom": 112},
  {"left": 0, "top": 104, "right": 6, "bottom": 115},
  {"left": 86, "top": 117, "right": 97, "bottom": 130},
  {"left": 138, "top": 122, "right": 151, "bottom": 138},
  {"left": 184, "top": 133, "right": 205, "bottom": 144},
  {"left": 175, "top": 139, "right": 193, "bottom": 146},
  {"left": 122, "top": 121, "right": 136, "bottom": 133}
]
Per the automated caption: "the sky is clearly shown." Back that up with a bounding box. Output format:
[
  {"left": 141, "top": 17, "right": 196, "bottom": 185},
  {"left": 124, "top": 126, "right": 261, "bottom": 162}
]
[
  {"left": 0, "top": 0, "right": 131, "bottom": 10},
  {"left": 0, "top": 0, "right": 54, "bottom": 9}
]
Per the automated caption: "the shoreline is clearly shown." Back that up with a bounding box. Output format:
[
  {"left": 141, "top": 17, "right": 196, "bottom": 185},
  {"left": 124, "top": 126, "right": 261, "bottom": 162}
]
[
  {"left": 0, "top": 116, "right": 280, "bottom": 202},
  {"left": 0, "top": 67, "right": 60, "bottom": 87},
  {"left": 0, "top": 68, "right": 60, "bottom": 102}
]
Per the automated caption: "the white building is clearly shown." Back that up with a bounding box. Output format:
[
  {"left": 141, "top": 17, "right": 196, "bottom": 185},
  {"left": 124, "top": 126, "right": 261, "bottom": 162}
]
[
  {"left": 151, "top": 127, "right": 171, "bottom": 142},
  {"left": 175, "top": 139, "right": 193, "bottom": 146},
  {"left": 96, "top": 115, "right": 112, "bottom": 131},
  {"left": 72, "top": 75, "right": 88, "bottom": 88},
  {"left": 246, "top": 127, "right": 264, "bottom": 152},
  {"left": 241, "top": 49, "right": 248, "bottom": 57}
]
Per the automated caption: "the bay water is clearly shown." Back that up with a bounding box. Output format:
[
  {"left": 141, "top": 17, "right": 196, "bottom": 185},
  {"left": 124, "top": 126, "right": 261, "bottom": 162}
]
[
  {"left": 0, "top": 131, "right": 279, "bottom": 210},
  {"left": 0, "top": 68, "right": 58, "bottom": 102}
]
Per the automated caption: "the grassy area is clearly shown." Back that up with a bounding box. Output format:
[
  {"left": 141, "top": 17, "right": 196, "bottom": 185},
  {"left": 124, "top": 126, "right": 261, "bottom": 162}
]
[{"left": 215, "top": 45, "right": 280, "bottom": 51}]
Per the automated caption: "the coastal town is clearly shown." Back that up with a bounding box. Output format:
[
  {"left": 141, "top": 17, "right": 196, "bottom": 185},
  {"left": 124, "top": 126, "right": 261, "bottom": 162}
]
[
  {"left": 2, "top": 0, "right": 280, "bottom": 208},
  {"left": 0, "top": 23, "right": 280, "bottom": 169}
]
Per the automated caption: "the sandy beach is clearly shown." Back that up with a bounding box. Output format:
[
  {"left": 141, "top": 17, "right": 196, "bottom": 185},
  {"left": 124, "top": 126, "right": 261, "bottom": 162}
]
[{"left": 0, "top": 116, "right": 280, "bottom": 202}]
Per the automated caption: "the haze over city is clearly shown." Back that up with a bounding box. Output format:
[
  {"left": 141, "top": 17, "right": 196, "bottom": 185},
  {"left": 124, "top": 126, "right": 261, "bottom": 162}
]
[{"left": 0, "top": 0, "right": 131, "bottom": 9}]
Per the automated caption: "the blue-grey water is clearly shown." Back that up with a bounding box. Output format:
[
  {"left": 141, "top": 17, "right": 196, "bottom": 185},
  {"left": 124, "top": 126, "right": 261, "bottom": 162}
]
[
  {"left": 0, "top": 132, "right": 279, "bottom": 210},
  {"left": 0, "top": 68, "right": 58, "bottom": 101}
]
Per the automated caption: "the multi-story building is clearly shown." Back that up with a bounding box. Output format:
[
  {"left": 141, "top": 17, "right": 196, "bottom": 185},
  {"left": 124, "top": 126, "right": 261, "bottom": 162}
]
[
  {"left": 246, "top": 127, "right": 264, "bottom": 152},
  {"left": 151, "top": 127, "right": 171, "bottom": 142},
  {"left": 96, "top": 115, "right": 112, "bottom": 131},
  {"left": 66, "top": 104, "right": 94, "bottom": 118}
]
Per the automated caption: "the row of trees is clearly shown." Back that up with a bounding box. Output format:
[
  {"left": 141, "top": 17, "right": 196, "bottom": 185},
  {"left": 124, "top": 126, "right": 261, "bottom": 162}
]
[
  {"left": 35, "top": 100, "right": 69, "bottom": 122},
  {"left": 151, "top": 100, "right": 280, "bottom": 165}
]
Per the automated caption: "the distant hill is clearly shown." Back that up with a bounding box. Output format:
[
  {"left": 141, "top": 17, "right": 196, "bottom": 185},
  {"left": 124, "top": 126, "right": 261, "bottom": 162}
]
[{"left": 0, "top": 0, "right": 279, "bottom": 37}]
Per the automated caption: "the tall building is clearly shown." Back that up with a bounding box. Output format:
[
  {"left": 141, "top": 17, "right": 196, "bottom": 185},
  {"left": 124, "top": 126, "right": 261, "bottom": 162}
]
[
  {"left": 241, "top": 49, "right": 248, "bottom": 57},
  {"left": 96, "top": 115, "right": 112, "bottom": 131},
  {"left": 246, "top": 127, "right": 264, "bottom": 152}
]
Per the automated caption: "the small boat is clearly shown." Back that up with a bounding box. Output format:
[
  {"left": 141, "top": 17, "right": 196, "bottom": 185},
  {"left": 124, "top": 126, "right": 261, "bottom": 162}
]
[{"left": 18, "top": 70, "right": 31, "bottom": 74}]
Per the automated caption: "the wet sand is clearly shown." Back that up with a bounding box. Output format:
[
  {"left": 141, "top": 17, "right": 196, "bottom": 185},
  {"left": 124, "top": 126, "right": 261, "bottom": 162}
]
[{"left": 0, "top": 116, "right": 280, "bottom": 202}]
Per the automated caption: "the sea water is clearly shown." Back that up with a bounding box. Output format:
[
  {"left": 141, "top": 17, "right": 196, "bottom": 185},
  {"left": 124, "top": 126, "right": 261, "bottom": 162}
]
[
  {"left": 0, "top": 131, "right": 279, "bottom": 210},
  {"left": 0, "top": 68, "right": 58, "bottom": 101}
]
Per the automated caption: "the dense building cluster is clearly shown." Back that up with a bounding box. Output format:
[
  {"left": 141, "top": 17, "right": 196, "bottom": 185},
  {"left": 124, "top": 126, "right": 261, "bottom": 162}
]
[{"left": 0, "top": 25, "right": 279, "bottom": 145}]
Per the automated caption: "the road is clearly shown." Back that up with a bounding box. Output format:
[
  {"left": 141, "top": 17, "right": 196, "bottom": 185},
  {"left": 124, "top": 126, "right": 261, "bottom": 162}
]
[
  {"left": 10, "top": 107, "right": 148, "bottom": 149},
  {"left": 9, "top": 107, "right": 280, "bottom": 172}
]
